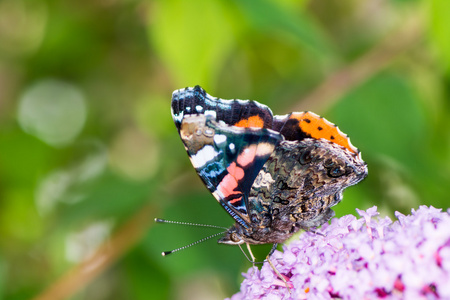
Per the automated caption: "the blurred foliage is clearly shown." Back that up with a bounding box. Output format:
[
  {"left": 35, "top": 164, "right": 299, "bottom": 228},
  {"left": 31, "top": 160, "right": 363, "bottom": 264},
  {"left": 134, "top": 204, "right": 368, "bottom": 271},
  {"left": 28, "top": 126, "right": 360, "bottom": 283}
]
[{"left": 0, "top": 0, "right": 449, "bottom": 299}]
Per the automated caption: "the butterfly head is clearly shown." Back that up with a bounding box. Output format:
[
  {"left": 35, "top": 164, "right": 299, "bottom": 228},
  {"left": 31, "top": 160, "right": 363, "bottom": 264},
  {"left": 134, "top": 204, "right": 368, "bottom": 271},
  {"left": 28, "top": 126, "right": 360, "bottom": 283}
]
[{"left": 217, "top": 224, "right": 246, "bottom": 246}]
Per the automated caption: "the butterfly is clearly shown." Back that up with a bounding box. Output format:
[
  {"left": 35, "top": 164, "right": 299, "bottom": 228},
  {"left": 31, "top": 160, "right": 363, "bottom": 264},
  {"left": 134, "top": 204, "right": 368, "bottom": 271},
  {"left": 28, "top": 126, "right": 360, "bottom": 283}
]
[{"left": 169, "top": 85, "right": 367, "bottom": 282}]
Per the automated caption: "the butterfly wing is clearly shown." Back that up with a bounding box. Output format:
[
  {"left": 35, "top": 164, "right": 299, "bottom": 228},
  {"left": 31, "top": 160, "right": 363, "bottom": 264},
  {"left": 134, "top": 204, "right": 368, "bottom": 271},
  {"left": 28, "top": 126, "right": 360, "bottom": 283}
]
[
  {"left": 273, "top": 112, "right": 361, "bottom": 158},
  {"left": 172, "top": 86, "right": 282, "bottom": 228},
  {"left": 172, "top": 85, "right": 274, "bottom": 131}
]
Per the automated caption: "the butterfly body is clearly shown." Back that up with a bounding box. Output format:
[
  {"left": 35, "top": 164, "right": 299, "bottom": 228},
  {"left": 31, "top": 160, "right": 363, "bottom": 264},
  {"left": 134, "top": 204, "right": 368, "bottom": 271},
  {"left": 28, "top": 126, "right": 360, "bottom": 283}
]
[{"left": 171, "top": 86, "right": 367, "bottom": 248}]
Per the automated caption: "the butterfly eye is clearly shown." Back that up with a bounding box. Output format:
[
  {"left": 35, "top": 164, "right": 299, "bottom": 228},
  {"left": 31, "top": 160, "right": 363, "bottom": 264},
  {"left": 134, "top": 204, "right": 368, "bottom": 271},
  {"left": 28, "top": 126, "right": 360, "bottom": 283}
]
[
  {"left": 327, "top": 166, "right": 345, "bottom": 178},
  {"left": 230, "top": 232, "right": 241, "bottom": 243}
]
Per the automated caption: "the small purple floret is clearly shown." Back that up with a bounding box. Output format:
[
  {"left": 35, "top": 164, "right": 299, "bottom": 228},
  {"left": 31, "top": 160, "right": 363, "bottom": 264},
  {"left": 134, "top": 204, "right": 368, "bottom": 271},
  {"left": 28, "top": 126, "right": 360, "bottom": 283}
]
[{"left": 228, "top": 206, "right": 450, "bottom": 300}]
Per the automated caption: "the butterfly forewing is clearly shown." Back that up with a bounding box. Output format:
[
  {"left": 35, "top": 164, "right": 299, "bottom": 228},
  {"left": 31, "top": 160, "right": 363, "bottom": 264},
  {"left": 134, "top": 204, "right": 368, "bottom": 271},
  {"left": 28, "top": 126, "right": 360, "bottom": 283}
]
[
  {"left": 273, "top": 112, "right": 361, "bottom": 158},
  {"left": 172, "top": 86, "right": 274, "bottom": 130}
]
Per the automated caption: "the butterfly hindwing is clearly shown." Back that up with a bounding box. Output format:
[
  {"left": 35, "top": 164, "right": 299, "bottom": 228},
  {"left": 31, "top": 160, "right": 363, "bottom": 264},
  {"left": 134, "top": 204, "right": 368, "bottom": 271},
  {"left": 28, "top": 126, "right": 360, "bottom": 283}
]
[{"left": 172, "top": 87, "right": 282, "bottom": 228}]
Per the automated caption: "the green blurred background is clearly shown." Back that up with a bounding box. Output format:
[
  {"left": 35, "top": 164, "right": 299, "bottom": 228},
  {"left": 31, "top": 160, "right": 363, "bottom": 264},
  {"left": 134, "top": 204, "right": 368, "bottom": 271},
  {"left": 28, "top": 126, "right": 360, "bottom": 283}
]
[{"left": 1, "top": 0, "right": 449, "bottom": 299}]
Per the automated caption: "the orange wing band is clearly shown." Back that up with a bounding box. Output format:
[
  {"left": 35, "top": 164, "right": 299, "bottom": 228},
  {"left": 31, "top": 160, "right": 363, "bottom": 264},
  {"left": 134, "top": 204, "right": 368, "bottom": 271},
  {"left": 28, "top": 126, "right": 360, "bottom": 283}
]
[
  {"left": 234, "top": 115, "right": 265, "bottom": 128},
  {"left": 290, "top": 112, "right": 358, "bottom": 155}
]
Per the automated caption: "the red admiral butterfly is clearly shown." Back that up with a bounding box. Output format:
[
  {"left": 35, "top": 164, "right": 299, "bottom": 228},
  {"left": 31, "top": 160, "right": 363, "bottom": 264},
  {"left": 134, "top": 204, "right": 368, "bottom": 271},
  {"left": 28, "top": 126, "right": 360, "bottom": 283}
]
[{"left": 168, "top": 85, "right": 367, "bottom": 283}]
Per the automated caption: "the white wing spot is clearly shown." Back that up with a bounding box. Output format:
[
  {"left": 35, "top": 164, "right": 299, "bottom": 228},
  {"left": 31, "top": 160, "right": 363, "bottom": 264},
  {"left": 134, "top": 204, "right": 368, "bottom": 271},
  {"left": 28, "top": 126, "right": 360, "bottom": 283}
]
[
  {"left": 204, "top": 110, "right": 217, "bottom": 119},
  {"left": 213, "top": 134, "right": 227, "bottom": 145},
  {"left": 172, "top": 111, "right": 184, "bottom": 123},
  {"left": 229, "top": 143, "right": 236, "bottom": 154},
  {"left": 190, "top": 145, "right": 220, "bottom": 169},
  {"left": 196, "top": 105, "right": 203, "bottom": 112}
]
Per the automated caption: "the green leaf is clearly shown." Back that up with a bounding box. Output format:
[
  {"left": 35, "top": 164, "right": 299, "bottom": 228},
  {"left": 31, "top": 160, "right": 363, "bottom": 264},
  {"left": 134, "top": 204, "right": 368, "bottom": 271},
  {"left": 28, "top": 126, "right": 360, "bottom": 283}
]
[
  {"left": 328, "top": 73, "right": 427, "bottom": 171},
  {"left": 123, "top": 248, "right": 170, "bottom": 300},
  {"left": 55, "top": 171, "right": 152, "bottom": 228},
  {"left": 0, "top": 257, "right": 6, "bottom": 300},
  {"left": 233, "top": 0, "right": 331, "bottom": 55},
  {"left": 430, "top": 0, "right": 450, "bottom": 72},
  {"left": 148, "top": 0, "right": 234, "bottom": 87}
]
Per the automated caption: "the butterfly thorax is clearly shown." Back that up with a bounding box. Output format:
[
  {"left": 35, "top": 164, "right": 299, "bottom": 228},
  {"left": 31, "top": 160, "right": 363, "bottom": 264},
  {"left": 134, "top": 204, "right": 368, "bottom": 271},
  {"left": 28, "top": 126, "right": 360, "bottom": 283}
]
[{"left": 219, "top": 138, "right": 367, "bottom": 245}]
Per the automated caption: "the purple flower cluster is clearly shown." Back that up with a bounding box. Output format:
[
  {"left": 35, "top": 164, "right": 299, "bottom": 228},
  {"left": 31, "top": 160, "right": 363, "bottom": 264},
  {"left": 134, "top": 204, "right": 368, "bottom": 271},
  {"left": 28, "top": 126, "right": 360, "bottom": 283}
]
[{"left": 229, "top": 206, "right": 450, "bottom": 300}]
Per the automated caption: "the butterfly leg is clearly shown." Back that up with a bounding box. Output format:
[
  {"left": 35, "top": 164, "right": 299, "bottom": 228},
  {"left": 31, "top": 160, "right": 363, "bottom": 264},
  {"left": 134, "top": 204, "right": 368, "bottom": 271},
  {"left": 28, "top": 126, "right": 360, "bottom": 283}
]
[
  {"left": 246, "top": 243, "right": 256, "bottom": 262},
  {"left": 266, "top": 243, "right": 292, "bottom": 292},
  {"left": 268, "top": 242, "right": 278, "bottom": 256},
  {"left": 245, "top": 243, "right": 259, "bottom": 276}
]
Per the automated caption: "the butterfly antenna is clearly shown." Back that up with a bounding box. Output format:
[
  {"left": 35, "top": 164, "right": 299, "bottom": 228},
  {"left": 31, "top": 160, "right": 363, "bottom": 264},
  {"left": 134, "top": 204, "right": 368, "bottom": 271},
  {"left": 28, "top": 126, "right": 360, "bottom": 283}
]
[
  {"left": 155, "top": 218, "right": 229, "bottom": 256},
  {"left": 161, "top": 231, "right": 226, "bottom": 256},
  {"left": 154, "top": 218, "right": 228, "bottom": 230}
]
